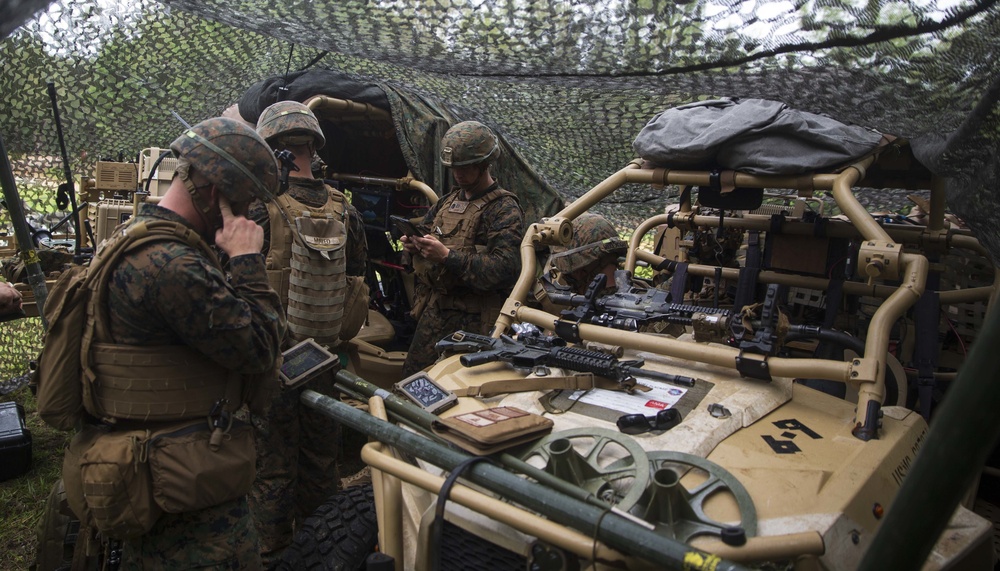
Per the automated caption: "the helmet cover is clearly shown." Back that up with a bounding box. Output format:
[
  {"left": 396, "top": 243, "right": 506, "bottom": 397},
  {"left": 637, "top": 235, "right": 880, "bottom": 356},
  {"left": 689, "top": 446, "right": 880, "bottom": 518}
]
[
  {"left": 170, "top": 117, "right": 279, "bottom": 203},
  {"left": 440, "top": 120, "right": 500, "bottom": 167},
  {"left": 256, "top": 100, "right": 326, "bottom": 150}
]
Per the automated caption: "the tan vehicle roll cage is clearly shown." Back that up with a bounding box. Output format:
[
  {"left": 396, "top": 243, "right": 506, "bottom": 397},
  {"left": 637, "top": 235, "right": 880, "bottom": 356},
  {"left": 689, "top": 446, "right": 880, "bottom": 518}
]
[{"left": 493, "top": 154, "right": 995, "bottom": 440}]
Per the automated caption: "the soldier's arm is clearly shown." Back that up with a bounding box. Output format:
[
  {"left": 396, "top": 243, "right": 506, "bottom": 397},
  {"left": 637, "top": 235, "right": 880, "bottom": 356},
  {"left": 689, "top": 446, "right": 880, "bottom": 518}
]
[
  {"left": 443, "top": 195, "right": 523, "bottom": 292},
  {"left": 345, "top": 203, "right": 368, "bottom": 277},
  {"left": 154, "top": 251, "right": 286, "bottom": 375}
]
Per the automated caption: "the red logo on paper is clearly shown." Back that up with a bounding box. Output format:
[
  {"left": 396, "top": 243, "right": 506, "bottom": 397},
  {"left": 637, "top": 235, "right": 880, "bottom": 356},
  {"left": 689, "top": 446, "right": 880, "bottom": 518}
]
[{"left": 645, "top": 400, "right": 668, "bottom": 410}]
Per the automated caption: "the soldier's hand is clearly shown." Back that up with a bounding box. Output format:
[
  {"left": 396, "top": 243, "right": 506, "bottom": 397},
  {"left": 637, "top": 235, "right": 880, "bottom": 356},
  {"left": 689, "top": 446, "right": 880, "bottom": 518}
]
[
  {"left": 0, "top": 281, "right": 21, "bottom": 313},
  {"left": 412, "top": 234, "right": 449, "bottom": 264},
  {"left": 399, "top": 234, "right": 418, "bottom": 254},
  {"left": 215, "top": 195, "right": 264, "bottom": 258}
]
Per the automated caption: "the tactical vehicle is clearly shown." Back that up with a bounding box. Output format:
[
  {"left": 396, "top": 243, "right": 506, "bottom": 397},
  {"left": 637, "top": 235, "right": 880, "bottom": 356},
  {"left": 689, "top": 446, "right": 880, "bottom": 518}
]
[{"left": 289, "top": 128, "right": 997, "bottom": 570}]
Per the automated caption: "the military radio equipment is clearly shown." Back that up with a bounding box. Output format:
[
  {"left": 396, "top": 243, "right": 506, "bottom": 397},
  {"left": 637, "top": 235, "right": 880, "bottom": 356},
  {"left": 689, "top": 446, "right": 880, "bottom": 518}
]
[
  {"left": 436, "top": 330, "right": 697, "bottom": 389},
  {"left": 138, "top": 148, "right": 178, "bottom": 198}
]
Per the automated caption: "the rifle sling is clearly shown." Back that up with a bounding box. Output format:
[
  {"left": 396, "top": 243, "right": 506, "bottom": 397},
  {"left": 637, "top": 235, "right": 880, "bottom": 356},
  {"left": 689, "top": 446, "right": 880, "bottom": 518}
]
[{"left": 451, "top": 373, "right": 649, "bottom": 398}]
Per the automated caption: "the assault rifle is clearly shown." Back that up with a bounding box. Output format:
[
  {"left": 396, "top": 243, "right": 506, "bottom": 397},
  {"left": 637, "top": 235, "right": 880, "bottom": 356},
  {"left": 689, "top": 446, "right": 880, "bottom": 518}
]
[
  {"left": 435, "top": 330, "right": 697, "bottom": 388},
  {"left": 547, "top": 271, "right": 732, "bottom": 334}
]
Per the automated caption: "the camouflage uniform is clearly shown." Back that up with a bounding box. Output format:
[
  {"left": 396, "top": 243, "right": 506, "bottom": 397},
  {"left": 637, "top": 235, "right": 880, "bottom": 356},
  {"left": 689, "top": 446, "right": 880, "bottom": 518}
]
[
  {"left": 245, "top": 177, "right": 368, "bottom": 565},
  {"left": 109, "top": 204, "right": 286, "bottom": 570},
  {"left": 401, "top": 182, "right": 524, "bottom": 375}
]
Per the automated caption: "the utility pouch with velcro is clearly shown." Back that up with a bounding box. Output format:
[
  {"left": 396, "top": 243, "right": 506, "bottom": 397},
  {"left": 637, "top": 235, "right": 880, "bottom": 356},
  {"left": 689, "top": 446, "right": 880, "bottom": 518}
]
[
  {"left": 431, "top": 407, "right": 553, "bottom": 455},
  {"left": 62, "top": 424, "right": 109, "bottom": 527},
  {"left": 77, "top": 427, "right": 161, "bottom": 539},
  {"left": 339, "top": 274, "right": 370, "bottom": 342},
  {"left": 146, "top": 420, "right": 255, "bottom": 514}
]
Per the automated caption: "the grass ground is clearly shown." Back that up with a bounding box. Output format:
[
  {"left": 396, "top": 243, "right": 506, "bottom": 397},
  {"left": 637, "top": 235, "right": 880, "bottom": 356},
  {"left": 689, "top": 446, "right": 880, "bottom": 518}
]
[{"left": 0, "top": 386, "right": 72, "bottom": 571}]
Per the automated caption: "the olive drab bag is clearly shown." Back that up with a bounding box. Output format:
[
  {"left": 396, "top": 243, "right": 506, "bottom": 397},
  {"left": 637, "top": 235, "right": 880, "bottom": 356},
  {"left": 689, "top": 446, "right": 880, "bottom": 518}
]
[{"left": 35, "top": 220, "right": 207, "bottom": 431}]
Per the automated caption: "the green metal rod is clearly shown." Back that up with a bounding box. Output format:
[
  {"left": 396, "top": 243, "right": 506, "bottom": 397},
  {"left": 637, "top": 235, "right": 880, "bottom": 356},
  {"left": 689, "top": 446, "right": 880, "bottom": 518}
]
[
  {"left": 858, "top": 302, "right": 1000, "bottom": 569},
  {"left": 0, "top": 134, "right": 48, "bottom": 327},
  {"left": 332, "top": 370, "right": 615, "bottom": 506},
  {"left": 303, "top": 387, "right": 749, "bottom": 571}
]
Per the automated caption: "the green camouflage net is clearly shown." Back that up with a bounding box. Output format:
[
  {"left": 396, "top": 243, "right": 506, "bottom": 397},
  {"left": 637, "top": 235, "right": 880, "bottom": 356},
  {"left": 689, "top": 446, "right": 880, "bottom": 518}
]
[
  {"left": 1, "top": 0, "right": 999, "bottom": 240},
  {"left": 0, "top": 316, "right": 42, "bottom": 390}
]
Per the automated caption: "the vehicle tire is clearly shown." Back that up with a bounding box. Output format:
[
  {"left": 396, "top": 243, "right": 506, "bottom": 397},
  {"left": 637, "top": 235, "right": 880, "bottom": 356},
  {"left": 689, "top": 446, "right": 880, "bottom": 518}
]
[{"left": 275, "top": 483, "right": 378, "bottom": 571}]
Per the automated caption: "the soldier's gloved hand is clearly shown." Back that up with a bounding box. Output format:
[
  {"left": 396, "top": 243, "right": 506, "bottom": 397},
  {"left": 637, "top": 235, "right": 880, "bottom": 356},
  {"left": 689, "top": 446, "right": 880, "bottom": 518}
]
[{"left": 215, "top": 195, "right": 264, "bottom": 258}]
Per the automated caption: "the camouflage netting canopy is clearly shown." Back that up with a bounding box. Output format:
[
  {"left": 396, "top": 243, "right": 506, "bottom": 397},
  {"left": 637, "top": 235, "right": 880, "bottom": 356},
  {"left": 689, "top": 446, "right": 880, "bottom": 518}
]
[{"left": 1, "top": 0, "right": 1000, "bottom": 255}]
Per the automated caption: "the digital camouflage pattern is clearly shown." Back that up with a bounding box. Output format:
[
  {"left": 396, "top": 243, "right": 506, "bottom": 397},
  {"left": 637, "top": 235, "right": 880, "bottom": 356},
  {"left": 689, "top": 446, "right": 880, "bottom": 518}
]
[
  {"left": 549, "top": 213, "right": 628, "bottom": 275},
  {"left": 402, "top": 184, "right": 524, "bottom": 375},
  {"left": 120, "top": 497, "right": 261, "bottom": 571},
  {"left": 440, "top": 121, "right": 501, "bottom": 167},
  {"left": 106, "top": 205, "right": 285, "bottom": 368},
  {"left": 245, "top": 175, "right": 368, "bottom": 565},
  {"left": 255, "top": 101, "right": 326, "bottom": 149},
  {"left": 248, "top": 370, "right": 342, "bottom": 566},
  {"left": 105, "top": 204, "right": 285, "bottom": 569},
  {"left": 170, "top": 117, "right": 280, "bottom": 204}
]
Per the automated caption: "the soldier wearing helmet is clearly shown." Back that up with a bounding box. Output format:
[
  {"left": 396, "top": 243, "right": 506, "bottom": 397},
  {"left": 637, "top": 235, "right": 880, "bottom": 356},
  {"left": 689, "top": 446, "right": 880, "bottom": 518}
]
[
  {"left": 533, "top": 213, "right": 628, "bottom": 313},
  {"left": 547, "top": 213, "right": 628, "bottom": 293},
  {"left": 248, "top": 100, "right": 370, "bottom": 566},
  {"left": 400, "top": 120, "right": 524, "bottom": 376},
  {"left": 76, "top": 117, "right": 286, "bottom": 568}
]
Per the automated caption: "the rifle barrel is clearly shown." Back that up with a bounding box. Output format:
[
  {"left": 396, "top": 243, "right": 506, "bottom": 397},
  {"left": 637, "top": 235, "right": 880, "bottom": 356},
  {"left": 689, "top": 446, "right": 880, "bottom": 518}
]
[{"left": 625, "top": 366, "right": 697, "bottom": 388}]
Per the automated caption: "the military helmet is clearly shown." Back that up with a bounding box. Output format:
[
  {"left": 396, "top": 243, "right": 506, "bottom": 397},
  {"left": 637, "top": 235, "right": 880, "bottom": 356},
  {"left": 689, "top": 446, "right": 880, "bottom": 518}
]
[
  {"left": 256, "top": 100, "right": 326, "bottom": 150},
  {"left": 441, "top": 121, "right": 500, "bottom": 167},
  {"left": 550, "top": 214, "right": 628, "bottom": 275},
  {"left": 170, "top": 117, "right": 279, "bottom": 203}
]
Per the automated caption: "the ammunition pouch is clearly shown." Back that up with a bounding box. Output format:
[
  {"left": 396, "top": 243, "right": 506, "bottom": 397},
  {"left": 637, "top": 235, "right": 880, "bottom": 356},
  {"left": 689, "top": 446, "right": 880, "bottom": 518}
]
[{"left": 62, "top": 420, "right": 255, "bottom": 539}]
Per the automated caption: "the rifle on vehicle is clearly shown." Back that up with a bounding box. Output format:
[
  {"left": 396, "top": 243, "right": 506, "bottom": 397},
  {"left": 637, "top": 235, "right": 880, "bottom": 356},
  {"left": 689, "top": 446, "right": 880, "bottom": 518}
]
[
  {"left": 547, "top": 271, "right": 733, "bottom": 340},
  {"left": 435, "top": 329, "right": 697, "bottom": 388}
]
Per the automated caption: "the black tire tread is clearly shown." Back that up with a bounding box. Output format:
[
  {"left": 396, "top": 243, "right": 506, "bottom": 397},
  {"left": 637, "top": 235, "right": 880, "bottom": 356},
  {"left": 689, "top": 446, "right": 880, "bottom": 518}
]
[{"left": 275, "top": 483, "right": 378, "bottom": 571}]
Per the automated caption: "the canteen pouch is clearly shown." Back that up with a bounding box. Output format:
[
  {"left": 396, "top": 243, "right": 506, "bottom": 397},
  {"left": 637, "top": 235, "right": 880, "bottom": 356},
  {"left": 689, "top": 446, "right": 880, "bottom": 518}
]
[
  {"left": 432, "top": 406, "right": 554, "bottom": 455},
  {"left": 147, "top": 420, "right": 255, "bottom": 514},
  {"left": 78, "top": 427, "right": 161, "bottom": 538}
]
